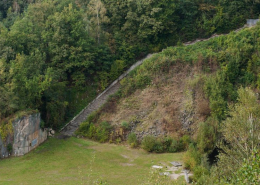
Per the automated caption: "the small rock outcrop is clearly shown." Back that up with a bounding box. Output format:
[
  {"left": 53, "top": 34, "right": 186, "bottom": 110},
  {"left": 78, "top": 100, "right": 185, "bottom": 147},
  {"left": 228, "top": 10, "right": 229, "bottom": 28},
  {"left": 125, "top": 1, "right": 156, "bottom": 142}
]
[
  {"left": 247, "top": 19, "right": 259, "bottom": 27},
  {"left": 0, "top": 113, "right": 47, "bottom": 157}
]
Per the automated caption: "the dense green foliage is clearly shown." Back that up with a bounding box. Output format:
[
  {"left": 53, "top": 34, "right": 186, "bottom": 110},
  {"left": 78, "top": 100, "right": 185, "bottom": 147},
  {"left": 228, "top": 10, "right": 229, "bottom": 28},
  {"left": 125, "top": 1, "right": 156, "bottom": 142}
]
[
  {"left": 141, "top": 135, "right": 192, "bottom": 153},
  {"left": 230, "top": 150, "right": 260, "bottom": 184},
  {"left": 1, "top": 0, "right": 259, "bottom": 130},
  {"left": 75, "top": 121, "right": 112, "bottom": 143},
  {"left": 127, "top": 132, "right": 138, "bottom": 148}
]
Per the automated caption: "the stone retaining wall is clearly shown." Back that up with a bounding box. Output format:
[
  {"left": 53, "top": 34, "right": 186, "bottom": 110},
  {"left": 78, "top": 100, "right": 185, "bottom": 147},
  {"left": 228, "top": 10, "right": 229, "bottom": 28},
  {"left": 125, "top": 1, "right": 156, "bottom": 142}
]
[{"left": 0, "top": 113, "right": 47, "bottom": 157}]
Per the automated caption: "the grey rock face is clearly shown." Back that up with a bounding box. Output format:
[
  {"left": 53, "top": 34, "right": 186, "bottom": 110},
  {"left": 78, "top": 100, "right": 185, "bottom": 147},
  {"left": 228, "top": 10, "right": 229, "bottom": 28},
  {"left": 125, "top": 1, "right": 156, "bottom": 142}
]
[
  {"left": 0, "top": 136, "right": 8, "bottom": 158},
  {"left": 247, "top": 19, "right": 259, "bottom": 27},
  {"left": 0, "top": 113, "right": 47, "bottom": 157}
]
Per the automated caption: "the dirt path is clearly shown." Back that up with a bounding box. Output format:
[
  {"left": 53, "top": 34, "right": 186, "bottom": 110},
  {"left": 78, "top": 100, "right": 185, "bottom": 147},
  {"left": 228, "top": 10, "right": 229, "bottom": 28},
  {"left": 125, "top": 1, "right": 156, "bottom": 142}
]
[{"left": 60, "top": 23, "right": 254, "bottom": 136}]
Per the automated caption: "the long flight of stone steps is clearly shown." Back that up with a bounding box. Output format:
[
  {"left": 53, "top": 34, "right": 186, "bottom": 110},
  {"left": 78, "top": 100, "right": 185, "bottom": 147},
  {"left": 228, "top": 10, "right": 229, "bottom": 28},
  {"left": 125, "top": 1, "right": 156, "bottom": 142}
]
[
  {"left": 60, "top": 22, "right": 257, "bottom": 136},
  {"left": 60, "top": 54, "right": 153, "bottom": 136}
]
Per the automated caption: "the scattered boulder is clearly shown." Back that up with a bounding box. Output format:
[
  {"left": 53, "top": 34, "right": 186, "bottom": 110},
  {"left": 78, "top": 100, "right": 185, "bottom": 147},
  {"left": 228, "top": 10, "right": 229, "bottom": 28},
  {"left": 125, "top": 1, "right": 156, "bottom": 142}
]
[
  {"left": 170, "top": 161, "right": 182, "bottom": 167},
  {"left": 159, "top": 172, "right": 170, "bottom": 176},
  {"left": 48, "top": 129, "right": 55, "bottom": 137},
  {"left": 184, "top": 169, "right": 190, "bottom": 183},
  {"left": 152, "top": 165, "right": 163, "bottom": 169}
]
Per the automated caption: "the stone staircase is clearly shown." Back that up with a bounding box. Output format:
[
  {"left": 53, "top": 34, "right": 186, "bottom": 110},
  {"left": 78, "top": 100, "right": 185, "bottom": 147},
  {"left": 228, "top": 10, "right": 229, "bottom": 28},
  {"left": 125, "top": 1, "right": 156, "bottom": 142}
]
[{"left": 60, "top": 54, "right": 153, "bottom": 136}]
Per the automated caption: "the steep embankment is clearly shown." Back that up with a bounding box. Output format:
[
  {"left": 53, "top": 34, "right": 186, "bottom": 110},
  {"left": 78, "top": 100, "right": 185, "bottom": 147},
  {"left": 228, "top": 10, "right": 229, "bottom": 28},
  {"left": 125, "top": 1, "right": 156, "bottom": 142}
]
[
  {"left": 80, "top": 24, "right": 260, "bottom": 140},
  {"left": 61, "top": 22, "right": 258, "bottom": 137}
]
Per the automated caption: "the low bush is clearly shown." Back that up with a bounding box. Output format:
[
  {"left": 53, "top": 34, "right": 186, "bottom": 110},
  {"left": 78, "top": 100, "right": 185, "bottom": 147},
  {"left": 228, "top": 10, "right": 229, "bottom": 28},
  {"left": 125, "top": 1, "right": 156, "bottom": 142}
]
[
  {"left": 192, "top": 165, "right": 210, "bottom": 183},
  {"left": 168, "top": 135, "right": 192, "bottom": 152},
  {"left": 197, "top": 120, "right": 217, "bottom": 154},
  {"left": 141, "top": 135, "right": 157, "bottom": 152},
  {"left": 7, "top": 143, "right": 12, "bottom": 154},
  {"left": 183, "top": 144, "right": 201, "bottom": 171},
  {"left": 152, "top": 141, "right": 164, "bottom": 153},
  {"left": 161, "top": 137, "right": 174, "bottom": 152},
  {"left": 127, "top": 132, "right": 138, "bottom": 148},
  {"left": 100, "top": 121, "right": 113, "bottom": 131},
  {"left": 179, "top": 135, "right": 192, "bottom": 151},
  {"left": 141, "top": 135, "right": 193, "bottom": 153},
  {"left": 76, "top": 121, "right": 111, "bottom": 143},
  {"left": 121, "top": 121, "right": 130, "bottom": 130},
  {"left": 75, "top": 122, "right": 90, "bottom": 136},
  {"left": 168, "top": 139, "right": 179, "bottom": 153},
  {"left": 95, "top": 127, "right": 108, "bottom": 143}
]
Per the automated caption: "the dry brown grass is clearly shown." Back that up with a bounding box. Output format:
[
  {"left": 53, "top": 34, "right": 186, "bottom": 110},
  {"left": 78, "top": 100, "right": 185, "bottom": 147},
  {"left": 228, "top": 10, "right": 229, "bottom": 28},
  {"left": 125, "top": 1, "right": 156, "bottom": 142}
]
[
  {"left": 96, "top": 63, "right": 211, "bottom": 138},
  {"left": 196, "top": 98, "right": 211, "bottom": 116},
  {"left": 101, "top": 96, "right": 118, "bottom": 114}
]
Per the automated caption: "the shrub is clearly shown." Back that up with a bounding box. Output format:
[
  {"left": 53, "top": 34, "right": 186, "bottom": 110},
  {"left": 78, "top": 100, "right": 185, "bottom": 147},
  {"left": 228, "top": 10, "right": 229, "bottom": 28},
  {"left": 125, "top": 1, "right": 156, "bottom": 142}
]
[
  {"left": 152, "top": 141, "right": 164, "bottom": 153},
  {"left": 121, "top": 121, "right": 130, "bottom": 130},
  {"left": 87, "top": 123, "right": 96, "bottom": 138},
  {"left": 100, "top": 121, "right": 112, "bottom": 131},
  {"left": 192, "top": 165, "right": 210, "bottom": 183},
  {"left": 179, "top": 135, "right": 192, "bottom": 150},
  {"left": 183, "top": 144, "right": 201, "bottom": 171},
  {"left": 95, "top": 127, "right": 109, "bottom": 143},
  {"left": 135, "top": 74, "right": 151, "bottom": 89},
  {"left": 127, "top": 132, "right": 138, "bottom": 148},
  {"left": 40, "top": 120, "right": 45, "bottom": 129},
  {"left": 76, "top": 121, "right": 111, "bottom": 143},
  {"left": 116, "top": 137, "right": 121, "bottom": 144},
  {"left": 168, "top": 135, "right": 192, "bottom": 152},
  {"left": 141, "top": 135, "right": 193, "bottom": 153},
  {"left": 197, "top": 121, "right": 216, "bottom": 154},
  {"left": 160, "top": 137, "right": 173, "bottom": 152},
  {"left": 75, "top": 121, "right": 90, "bottom": 136},
  {"left": 168, "top": 139, "right": 180, "bottom": 153},
  {"left": 141, "top": 135, "right": 157, "bottom": 152},
  {"left": 7, "top": 143, "right": 12, "bottom": 154}
]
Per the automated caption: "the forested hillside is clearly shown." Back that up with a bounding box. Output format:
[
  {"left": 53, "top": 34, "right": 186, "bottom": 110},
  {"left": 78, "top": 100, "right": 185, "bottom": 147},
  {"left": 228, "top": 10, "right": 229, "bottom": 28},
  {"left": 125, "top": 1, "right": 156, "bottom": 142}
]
[{"left": 0, "top": 0, "right": 260, "bottom": 131}]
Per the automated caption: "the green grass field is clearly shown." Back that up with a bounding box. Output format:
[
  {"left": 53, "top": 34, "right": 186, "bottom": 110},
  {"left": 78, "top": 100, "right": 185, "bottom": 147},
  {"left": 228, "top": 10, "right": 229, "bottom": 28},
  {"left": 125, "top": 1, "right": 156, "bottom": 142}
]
[{"left": 0, "top": 138, "right": 185, "bottom": 185}]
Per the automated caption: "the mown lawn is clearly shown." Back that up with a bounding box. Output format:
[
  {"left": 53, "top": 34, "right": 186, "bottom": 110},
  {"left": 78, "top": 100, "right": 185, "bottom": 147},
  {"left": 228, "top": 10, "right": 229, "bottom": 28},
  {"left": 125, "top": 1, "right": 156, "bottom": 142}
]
[{"left": 0, "top": 137, "right": 185, "bottom": 185}]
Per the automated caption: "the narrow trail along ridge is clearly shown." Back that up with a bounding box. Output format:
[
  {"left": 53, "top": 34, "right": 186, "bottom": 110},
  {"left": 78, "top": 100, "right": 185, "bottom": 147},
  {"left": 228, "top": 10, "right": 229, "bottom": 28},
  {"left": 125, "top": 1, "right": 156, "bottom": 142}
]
[{"left": 60, "top": 23, "right": 256, "bottom": 136}]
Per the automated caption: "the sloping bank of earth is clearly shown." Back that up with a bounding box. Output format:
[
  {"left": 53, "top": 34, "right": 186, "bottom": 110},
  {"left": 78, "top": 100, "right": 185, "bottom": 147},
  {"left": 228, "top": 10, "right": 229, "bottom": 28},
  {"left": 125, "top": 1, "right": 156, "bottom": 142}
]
[{"left": 89, "top": 24, "right": 260, "bottom": 141}]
